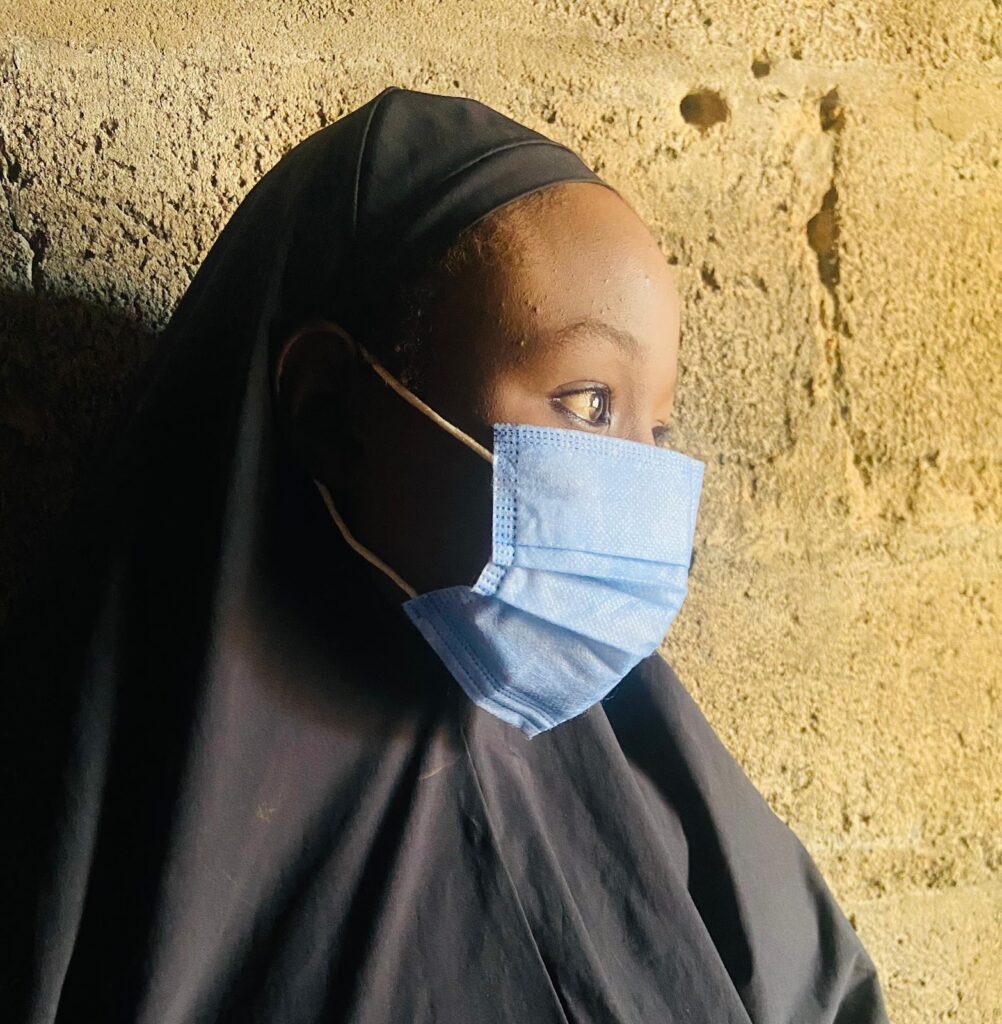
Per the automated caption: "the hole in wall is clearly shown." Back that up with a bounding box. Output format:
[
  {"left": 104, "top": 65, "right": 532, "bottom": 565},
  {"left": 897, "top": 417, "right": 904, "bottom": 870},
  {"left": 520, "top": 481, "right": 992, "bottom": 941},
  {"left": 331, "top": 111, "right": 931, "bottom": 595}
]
[
  {"left": 700, "top": 263, "right": 721, "bottom": 291},
  {"left": 679, "top": 89, "right": 729, "bottom": 132},
  {"left": 751, "top": 56, "right": 771, "bottom": 78},
  {"left": 819, "top": 87, "right": 845, "bottom": 132},
  {"left": 806, "top": 185, "right": 839, "bottom": 289}
]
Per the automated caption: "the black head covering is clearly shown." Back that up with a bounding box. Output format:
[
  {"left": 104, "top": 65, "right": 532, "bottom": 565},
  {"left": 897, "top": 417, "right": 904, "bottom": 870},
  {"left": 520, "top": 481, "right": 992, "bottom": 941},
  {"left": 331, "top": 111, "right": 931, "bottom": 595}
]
[{"left": 1, "top": 86, "right": 887, "bottom": 1023}]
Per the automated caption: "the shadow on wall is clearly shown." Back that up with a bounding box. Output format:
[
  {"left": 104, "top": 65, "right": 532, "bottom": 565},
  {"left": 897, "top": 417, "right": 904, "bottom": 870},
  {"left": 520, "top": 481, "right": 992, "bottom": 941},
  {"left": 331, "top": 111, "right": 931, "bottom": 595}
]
[{"left": 0, "top": 286, "right": 156, "bottom": 629}]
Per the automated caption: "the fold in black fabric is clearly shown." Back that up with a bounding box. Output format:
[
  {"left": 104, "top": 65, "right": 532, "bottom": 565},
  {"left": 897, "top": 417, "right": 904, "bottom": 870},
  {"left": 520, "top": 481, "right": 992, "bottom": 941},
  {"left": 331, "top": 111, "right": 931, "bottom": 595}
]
[{"left": 0, "top": 85, "right": 888, "bottom": 1023}]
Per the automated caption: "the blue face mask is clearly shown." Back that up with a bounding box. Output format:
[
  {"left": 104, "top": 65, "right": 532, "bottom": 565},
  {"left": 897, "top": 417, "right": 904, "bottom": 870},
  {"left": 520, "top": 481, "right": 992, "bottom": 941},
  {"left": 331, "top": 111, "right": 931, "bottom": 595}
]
[{"left": 313, "top": 342, "right": 705, "bottom": 739}]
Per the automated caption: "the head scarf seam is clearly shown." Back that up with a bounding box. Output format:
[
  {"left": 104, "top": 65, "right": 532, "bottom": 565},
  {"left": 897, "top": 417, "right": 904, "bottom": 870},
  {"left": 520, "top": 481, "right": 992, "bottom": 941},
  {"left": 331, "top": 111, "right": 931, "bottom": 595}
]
[{"left": 352, "top": 85, "right": 398, "bottom": 245}]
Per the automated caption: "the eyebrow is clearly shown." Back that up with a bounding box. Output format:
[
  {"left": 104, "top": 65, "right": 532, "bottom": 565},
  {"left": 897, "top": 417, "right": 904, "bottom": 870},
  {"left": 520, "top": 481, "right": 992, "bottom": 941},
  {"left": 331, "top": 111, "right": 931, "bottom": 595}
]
[{"left": 549, "top": 316, "right": 641, "bottom": 358}]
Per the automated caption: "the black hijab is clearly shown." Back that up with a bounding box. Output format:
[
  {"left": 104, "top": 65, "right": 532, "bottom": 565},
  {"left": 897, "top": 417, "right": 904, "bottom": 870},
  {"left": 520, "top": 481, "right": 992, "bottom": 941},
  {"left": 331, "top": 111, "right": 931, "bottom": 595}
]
[{"left": 1, "top": 85, "right": 888, "bottom": 1023}]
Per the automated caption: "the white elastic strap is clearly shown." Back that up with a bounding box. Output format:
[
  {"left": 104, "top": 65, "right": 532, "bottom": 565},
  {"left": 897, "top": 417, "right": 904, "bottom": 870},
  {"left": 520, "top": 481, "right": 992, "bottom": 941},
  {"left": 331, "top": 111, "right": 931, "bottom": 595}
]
[
  {"left": 360, "top": 348, "right": 494, "bottom": 465},
  {"left": 273, "top": 322, "right": 492, "bottom": 465},
  {"left": 313, "top": 478, "right": 418, "bottom": 600}
]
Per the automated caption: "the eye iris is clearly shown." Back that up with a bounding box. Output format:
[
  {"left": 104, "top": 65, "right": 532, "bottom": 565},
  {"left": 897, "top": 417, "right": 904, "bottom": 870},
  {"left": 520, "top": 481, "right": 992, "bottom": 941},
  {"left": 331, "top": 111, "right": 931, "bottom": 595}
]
[{"left": 563, "top": 389, "right": 606, "bottom": 423}]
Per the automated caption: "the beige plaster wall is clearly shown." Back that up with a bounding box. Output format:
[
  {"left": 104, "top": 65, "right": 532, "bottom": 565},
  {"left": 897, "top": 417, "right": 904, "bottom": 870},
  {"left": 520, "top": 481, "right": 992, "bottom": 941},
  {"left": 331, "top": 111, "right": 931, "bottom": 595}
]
[{"left": 1, "top": 4, "right": 999, "bottom": 1020}]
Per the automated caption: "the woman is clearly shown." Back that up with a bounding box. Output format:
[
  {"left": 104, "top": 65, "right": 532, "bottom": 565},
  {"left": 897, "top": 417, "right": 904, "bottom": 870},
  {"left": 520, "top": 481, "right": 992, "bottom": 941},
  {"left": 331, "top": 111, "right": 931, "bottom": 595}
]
[{"left": 1, "top": 86, "right": 888, "bottom": 1022}]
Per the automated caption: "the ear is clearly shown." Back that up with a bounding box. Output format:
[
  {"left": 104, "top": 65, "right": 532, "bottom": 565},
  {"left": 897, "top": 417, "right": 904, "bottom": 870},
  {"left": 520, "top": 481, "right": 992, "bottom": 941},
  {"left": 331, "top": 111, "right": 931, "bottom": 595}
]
[{"left": 273, "top": 318, "right": 367, "bottom": 490}]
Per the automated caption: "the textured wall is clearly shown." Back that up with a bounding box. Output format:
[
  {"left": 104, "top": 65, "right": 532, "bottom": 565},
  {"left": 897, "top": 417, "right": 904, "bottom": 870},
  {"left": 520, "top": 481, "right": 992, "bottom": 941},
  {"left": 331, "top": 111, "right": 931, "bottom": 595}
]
[{"left": 1, "top": 4, "right": 1000, "bottom": 1020}]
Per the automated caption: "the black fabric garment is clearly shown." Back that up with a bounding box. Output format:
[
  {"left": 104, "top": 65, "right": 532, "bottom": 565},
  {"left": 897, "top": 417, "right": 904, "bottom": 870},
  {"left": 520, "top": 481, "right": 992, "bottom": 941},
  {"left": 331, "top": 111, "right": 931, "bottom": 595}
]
[{"left": 1, "top": 85, "right": 889, "bottom": 1023}]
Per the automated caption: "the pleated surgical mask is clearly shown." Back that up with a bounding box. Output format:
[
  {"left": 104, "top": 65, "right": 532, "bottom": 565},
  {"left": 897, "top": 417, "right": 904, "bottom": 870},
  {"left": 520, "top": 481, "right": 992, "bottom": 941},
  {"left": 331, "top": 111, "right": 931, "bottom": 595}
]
[{"left": 313, "top": 339, "right": 705, "bottom": 739}]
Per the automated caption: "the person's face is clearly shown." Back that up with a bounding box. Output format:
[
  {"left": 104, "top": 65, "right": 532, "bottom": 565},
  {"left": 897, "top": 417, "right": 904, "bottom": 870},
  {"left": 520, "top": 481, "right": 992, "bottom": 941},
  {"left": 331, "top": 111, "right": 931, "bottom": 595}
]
[
  {"left": 279, "top": 182, "right": 682, "bottom": 601},
  {"left": 413, "top": 182, "right": 680, "bottom": 456}
]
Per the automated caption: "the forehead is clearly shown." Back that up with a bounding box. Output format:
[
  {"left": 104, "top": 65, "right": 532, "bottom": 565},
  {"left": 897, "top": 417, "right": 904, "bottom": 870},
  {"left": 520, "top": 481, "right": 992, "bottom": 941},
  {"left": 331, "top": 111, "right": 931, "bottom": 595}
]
[
  {"left": 489, "top": 185, "right": 680, "bottom": 361},
  {"left": 416, "top": 183, "right": 681, "bottom": 404}
]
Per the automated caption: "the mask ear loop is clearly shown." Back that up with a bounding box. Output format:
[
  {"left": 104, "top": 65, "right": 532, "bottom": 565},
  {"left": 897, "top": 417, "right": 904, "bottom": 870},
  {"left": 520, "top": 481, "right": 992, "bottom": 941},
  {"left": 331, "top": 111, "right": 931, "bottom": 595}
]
[
  {"left": 357, "top": 346, "right": 494, "bottom": 466},
  {"left": 313, "top": 478, "right": 419, "bottom": 600},
  {"left": 272, "top": 320, "right": 493, "bottom": 601},
  {"left": 338, "top": 347, "right": 494, "bottom": 599},
  {"left": 272, "top": 322, "right": 421, "bottom": 600}
]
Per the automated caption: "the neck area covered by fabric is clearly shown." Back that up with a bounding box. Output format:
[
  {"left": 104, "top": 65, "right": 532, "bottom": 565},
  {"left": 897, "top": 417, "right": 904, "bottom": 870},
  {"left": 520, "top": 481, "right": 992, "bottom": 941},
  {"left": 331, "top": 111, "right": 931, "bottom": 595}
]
[{"left": 313, "top": 342, "right": 706, "bottom": 739}]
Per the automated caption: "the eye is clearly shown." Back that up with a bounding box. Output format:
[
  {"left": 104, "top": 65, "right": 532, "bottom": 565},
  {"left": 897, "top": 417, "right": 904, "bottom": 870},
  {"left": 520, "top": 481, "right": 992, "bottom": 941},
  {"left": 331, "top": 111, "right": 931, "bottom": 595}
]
[{"left": 550, "top": 384, "right": 611, "bottom": 428}]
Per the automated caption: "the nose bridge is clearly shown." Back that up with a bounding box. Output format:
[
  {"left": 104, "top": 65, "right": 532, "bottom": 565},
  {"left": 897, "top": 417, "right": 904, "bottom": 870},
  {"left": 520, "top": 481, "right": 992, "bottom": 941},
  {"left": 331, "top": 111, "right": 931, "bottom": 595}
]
[
  {"left": 632, "top": 430, "right": 659, "bottom": 447},
  {"left": 617, "top": 383, "right": 661, "bottom": 447}
]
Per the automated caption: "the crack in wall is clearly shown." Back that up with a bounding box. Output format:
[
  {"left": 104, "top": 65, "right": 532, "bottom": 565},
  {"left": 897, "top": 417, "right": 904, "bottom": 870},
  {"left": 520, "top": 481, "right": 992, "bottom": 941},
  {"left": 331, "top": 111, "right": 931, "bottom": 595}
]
[
  {"left": 0, "top": 49, "right": 46, "bottom": 293},
  {"left": 0, "top": 80, "right": 38, "bottom": 294},
  {"left": 0, "top": 129, "right": 47, "bottom": 293},
  {"left": 807, "top": 87, "right": 871, "bottom": 488}
]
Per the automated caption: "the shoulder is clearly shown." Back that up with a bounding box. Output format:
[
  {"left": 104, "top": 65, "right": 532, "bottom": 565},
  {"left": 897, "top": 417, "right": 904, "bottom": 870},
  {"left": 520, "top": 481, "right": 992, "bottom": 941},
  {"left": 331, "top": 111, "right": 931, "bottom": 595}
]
[
  {"left": 600, "top": 653, "right": 890, "bottom": 1024},
  {"left": 601, "top": 651, "right": 774, "bottom": 820},
  {"left": 600, "top": 651, "right": 803, "bottom": 879}
]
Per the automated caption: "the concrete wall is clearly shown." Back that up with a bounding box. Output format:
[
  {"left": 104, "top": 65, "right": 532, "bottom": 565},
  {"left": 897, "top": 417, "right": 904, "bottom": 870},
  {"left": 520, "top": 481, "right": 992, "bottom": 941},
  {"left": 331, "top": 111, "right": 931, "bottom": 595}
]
[{"left": 1, "top": 4, "right": 999, "bottom": 1019}]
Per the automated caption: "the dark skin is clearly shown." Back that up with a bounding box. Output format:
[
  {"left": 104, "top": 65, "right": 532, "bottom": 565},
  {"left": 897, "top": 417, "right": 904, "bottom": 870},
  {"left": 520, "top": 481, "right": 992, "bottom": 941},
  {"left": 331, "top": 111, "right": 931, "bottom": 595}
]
[{"left": 274, "top": 181, "right": 680, "bottom": 604}]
